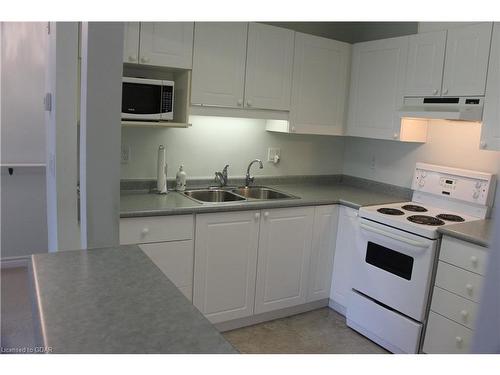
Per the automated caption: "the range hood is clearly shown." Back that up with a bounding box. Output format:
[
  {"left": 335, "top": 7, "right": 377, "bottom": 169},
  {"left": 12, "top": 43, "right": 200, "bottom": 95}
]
[{"left": 399, "top": 96, "right": 484, "bottom": 121}]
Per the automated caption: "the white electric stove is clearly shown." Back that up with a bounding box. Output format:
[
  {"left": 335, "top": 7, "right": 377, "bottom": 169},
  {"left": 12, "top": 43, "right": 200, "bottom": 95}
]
[{"left": 346, "top": 163, "right": 496, "bottom": 354}]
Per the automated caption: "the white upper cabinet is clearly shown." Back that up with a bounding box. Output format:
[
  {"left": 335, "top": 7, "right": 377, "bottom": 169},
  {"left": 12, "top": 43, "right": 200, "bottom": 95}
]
[
  {"left": 123, "top": 22, "right": 140, "bottom": 64},
  {"left": 244, "top": 23, "right": 295, "bottom": 111},
  {"left": 254, "top": 207, "right": 314, "bottom": 314},
  {"left": 405, "top": 30, "right": 447, "bottom": 97},
  {"left": 481, "top": 23, "right": 500, "bottom": 151},
  {"left": 191, "top": 23, "right": 248, "bottom": 108},
  {"left": 290, "top": 32, "right": 351, "bottom": 135},
  {"left": 441, "top": 23, "right": 493, "bottom": 96},
  {"left": 139, "top": 22, "right": 194, "bottom": 69},
  {"left": 347, "top": 36, "right": 409, "bottom": 140}
]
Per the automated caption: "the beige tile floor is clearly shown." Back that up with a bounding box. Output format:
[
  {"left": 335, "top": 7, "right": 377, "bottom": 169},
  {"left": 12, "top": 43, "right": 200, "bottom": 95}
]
[{"left": 223, "top": 307, "right": 389, "bottom": 354}]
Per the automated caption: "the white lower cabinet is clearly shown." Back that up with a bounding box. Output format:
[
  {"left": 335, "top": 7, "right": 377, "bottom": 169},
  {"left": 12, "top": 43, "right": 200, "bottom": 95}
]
[
  {"left": 140, "top": 241, "right": 194, "bottom": 301},
  {"left": 307, "top": 205, "right": 339, "bottom": 302},
  {"left": 193, "top": 211, "right": 260, "bottom": 323},
  {"left": 423, "top": 235, "right": 488, "bottom": 353},
  {"left": 254, "top": 207, "right": 315, "bottom": 314},
  {"left": 329, "top": 206, "right": 359, "bottom": 313},
  {"left": 193, "top": 205, "right": 329, "bottom": 323},
  {"left": 119, "top": 215, "right": 195, "bottom": 301}
]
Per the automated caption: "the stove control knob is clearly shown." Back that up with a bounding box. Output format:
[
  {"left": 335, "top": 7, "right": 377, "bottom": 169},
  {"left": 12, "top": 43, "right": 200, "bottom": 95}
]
[
  {"left": 475, "top": 181, "right": 482, "bottom": 189},
  {"left": 473, "top": 191, "right": 480, "bottom": 199},
  {"left": 421, "top": 171, "right": 427, "bottom": 178},
  {"left": 418, "top": 179, "right": 425, "bottom": 187}
]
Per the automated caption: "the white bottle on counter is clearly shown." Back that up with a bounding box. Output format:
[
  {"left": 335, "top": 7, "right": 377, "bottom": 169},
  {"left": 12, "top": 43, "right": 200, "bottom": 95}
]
[{"left": 176, "top": 165, "right": 187, "bottom": 191}]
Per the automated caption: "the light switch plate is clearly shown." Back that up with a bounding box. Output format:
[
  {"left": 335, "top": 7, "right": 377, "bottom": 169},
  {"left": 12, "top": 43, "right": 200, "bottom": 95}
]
[{"left": 121, "top": 145, "right": 131, "bottom": 164}]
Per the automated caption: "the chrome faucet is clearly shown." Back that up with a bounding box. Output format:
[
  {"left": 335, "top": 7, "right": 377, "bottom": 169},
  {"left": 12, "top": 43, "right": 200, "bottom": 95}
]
[
  {"left": 215, "top": 164, "right": 229, "bottom": 187},
  {"left": 245, "top": 159, "right": 263, "bottom": 187}
]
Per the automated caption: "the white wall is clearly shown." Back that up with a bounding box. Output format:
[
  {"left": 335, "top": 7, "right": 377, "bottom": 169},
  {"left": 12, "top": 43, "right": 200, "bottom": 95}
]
[
  {"left": 121, "top": 116, "right": 346, "bottom": 180},
  {"left": 343, "top": 120, "right": 500, "bottom": 188},
  {"left": 1, "top": 22, "right": 48, "bottom": 258}
]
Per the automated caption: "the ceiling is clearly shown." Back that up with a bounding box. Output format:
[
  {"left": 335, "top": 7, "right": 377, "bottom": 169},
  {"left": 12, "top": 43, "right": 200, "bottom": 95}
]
[{"left": 264, "top": 22, "right": 419, "bottom": 43}]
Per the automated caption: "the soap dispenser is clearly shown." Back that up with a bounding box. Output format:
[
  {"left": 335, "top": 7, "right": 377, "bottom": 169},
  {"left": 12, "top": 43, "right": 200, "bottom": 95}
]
[{"left": 176, "top": 165, "right": 187, "bottom": 192}]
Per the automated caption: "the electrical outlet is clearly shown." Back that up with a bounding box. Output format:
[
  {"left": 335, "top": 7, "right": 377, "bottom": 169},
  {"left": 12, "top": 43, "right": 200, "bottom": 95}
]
[
  {"left": 267, "top": 147, "right": 281, "bottom": 163},
  {"left": 121, "top": 145, "right": 131, "bottom": 164}
]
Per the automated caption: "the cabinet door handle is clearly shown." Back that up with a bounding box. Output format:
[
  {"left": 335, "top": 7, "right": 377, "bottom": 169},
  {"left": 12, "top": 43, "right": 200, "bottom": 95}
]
[
  {"left": 460, "top": 310, "right": 469, "bottom": 320},
  {"left": 141, "top": 227, "right": 149, "bottom": 236},
  {"left": 140, "top": 56, "right": 150, "bottom": 63},
  {"left": 480, "top": 141, "right": 487, "bottom": 149},
  {"left": 264, "top": 211, "right": 269, "bottom": 218},
  {"left": 455, "top": 336, "right": 463, "bottom": 346},
  {"left": 246, "top": 100, "right": 252, "bottom": 107},
  {"left": 432, "top": 89, "right": 438, "bottom": 95},
  {"left": 393, "top": 133, "right": 399, "bottom": 140},
  {"left": 254, "top": 212, "right": 260, "bottom": 220},
  {"left": 128, "top": 55, "right": 137, "bottom": 62},
  {"left": 466, "top": 283, "right": 473, "bottom": 294},
  {"left": 237, "top": 99, "right": 243, "bottom": 106},
  {"left": 443, "top": 88, "right": 448, "bottom": 95}
]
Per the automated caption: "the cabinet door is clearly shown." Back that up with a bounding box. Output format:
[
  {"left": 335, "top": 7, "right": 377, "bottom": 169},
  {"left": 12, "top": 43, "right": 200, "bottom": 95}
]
[
  {"left": 123, "top": 22, "right": 140, "bottom": 64},
  {"left": 306, "top": 205, "right": 339, "bottom": 302},
  {"left": 481, "top": 23, "right": 500, "bottom": 151},
  {"left": 347, "top": 36, "right": 409, "bottom": 140},
  {"left": 255, "top": 207, "right": 314, "bottom": 314},
  {"left": 139, "top": 240, "right": 194, "bottom": 301},
  {"left": 193, "top": 211, "right": 260, "bottom": 323},
  {"left": 139, "top": 22, "right": 194, "bottom": 68},
  {"left": 290, "top": 32, "right": 351, "bottom": 135},
  {"left": 330, "top": 206, "right": 359, "bottom": 312},
  {"left": 191, "top": 23, "right": 248, "bottom": 107},
  {"left": 442, "top": 23, "right": 493, "bottom": 96},
  {"left": 243, "top": 23, "right": 294, "bottom": 111},
  {"left": 405, "top": 30, "right": 447, "bottom": 96}
]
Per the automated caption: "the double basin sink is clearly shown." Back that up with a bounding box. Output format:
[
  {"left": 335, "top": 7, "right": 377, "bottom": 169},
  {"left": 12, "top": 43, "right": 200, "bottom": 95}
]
[{"left": 183, "top": 186, "right": 298, "bottom": 204}]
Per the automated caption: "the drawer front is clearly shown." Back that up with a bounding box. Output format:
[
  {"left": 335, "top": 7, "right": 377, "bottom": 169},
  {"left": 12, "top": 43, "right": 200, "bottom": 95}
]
[
  {"left": 120, "top": 215, "right": 194, "bottom": 244},
  {"left": 440, "top": 236, "right": 488, "bottom": 275},
  {"left": 423, "top": 311, "right": 473, "bottom": 354},
  {"left": 435, "top": 261, "right": 484, "bottom": 303},
  {"left": 430, "top": 286, "right": 479, "bottom": 330},
  {"left": 139, "top": 241, "right": 194, "bottom": 288}
]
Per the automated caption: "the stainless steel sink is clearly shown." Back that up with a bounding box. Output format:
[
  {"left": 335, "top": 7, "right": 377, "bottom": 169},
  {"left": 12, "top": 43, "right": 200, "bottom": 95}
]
[
  {"left": 183, "top": 189, "right": 245, "bottom": 203},
  {"left": 231, "top": 186, "right": 297, "bottom": 200}
]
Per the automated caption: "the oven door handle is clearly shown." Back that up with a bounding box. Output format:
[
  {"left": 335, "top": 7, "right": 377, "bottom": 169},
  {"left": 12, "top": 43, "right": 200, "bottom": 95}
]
[{"left": 360, "top": 223, "right": 429, "bottom": 249}]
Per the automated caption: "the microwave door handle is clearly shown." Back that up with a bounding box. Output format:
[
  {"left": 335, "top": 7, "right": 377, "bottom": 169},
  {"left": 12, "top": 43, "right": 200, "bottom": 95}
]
[{"left": 360, "top": 223, "right": 429, "bottom": 249}]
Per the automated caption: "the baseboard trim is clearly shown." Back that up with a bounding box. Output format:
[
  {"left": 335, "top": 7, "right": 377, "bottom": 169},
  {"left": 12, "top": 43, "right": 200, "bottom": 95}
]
[
  {"left": 215, "top": 299, "right": 329, "bottom": 332},
  {"left": 0, "top": 255, "right": 30, "bottom": 269},
  {"left": 328, "top": 299, "right": 346, "bottom": 316}
]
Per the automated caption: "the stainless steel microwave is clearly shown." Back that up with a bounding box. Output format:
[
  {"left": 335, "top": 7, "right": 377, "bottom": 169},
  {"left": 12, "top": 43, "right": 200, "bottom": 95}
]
[{"left": 122, "top": 77, "right": 174, "bottom": 121}]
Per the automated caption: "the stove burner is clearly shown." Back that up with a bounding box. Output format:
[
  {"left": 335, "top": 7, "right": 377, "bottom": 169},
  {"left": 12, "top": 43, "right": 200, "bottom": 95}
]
[
  {"left": 377, "top": 208, "right": 405, "bottom": 215},
  {"left": 407, "top": 215, "right": 445, "bottom": 226},
  {"left": 402, "top": 204, "right": 428, "bottom": 212},
  {"left": 436, "top": 214, "right": 465, "bottom": 222}
]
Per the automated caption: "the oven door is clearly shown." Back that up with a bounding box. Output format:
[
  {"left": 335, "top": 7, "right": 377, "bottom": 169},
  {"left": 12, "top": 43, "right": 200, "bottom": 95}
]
[
  {"left": 352, "top": 218, "right": 437, "bottom": 321},
  {"left": 122, "top": 77, "right": 163, "bottom": 121}
]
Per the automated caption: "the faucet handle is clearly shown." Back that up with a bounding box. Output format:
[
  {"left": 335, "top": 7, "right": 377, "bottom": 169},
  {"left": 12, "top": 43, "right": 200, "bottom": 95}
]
[{"left": 222, "top": 164, "right": 229, "bottom": 175}]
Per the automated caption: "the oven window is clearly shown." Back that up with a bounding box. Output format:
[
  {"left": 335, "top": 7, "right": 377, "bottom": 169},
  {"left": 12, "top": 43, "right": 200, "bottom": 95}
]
[
  {"left": 365, "top": 242, "right": 414, "bottom": 280},
  {"left": 122, "top": 82, "right": 162, "bottom": 114}
]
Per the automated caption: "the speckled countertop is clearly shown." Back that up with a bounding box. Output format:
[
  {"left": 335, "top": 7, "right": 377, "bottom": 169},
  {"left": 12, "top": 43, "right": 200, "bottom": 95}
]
[
  {"left": 30, "top": 245, "right": 237, "bottom": 354},
  {"left": 120, "top": 181, "right": 411, "bottom": 218},
  {"left": 438, "top": 219, "right": 493, "bottom": 248}
]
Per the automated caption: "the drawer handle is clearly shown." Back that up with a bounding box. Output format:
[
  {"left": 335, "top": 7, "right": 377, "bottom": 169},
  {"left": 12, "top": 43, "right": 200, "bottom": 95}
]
[
  {"left": 460, "top": 310, "right": 469, "bottom": 321},
  {"left": 455, "top": 336, "right": 463, "bottom": 346},
  {"left": 466, "top": 284, "right": 473, "bottom": 294},
  {"left": 264, "top": 211, "right": 269, "bottom": 218},
  {"left": 254, "top": 212, "right": 260, "bottom": 220},
  {"left": 470, "top": 256, "right": 478, "bottom": 266},
  {"left": 141, "top": 227, "right": 149, "bottom": 236}
]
